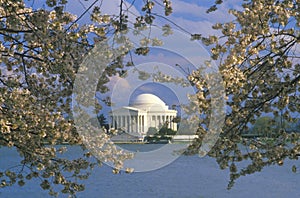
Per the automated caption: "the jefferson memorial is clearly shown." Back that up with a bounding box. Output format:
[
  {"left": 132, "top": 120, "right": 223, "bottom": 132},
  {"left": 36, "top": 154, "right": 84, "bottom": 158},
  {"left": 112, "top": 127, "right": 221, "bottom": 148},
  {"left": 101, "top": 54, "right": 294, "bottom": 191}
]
[{"left": 109, "top": 93, "right": 177, "bottom": 136}]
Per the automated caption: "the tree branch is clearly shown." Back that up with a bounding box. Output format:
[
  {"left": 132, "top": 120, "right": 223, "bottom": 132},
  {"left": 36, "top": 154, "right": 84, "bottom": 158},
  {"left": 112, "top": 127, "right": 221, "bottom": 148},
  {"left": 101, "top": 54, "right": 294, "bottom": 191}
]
[{"left": 0, "top": 28, "right": 33, "bottom": 33}]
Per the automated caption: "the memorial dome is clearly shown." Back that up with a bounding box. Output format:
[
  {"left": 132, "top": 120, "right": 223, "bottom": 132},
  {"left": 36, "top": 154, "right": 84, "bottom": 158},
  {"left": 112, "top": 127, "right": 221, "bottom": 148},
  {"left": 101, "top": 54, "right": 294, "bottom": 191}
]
[
  {"left": 132, "top": 93, "right": 166, "bottom": 107},
  {"left": 132, "top": 94, "right": 166, "bottom": 106}
]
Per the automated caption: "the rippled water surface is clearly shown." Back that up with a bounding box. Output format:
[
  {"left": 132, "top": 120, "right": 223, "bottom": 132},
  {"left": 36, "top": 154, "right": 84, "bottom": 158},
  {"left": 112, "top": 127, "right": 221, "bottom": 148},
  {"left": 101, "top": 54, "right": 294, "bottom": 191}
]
[{"left": 1, "top": 145, "right": 300, "bottom": 198}]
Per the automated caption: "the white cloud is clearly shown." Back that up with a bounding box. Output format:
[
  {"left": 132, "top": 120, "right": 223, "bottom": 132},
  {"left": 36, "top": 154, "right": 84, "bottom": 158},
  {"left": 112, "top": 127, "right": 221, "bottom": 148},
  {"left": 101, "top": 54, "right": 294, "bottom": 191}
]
[
  {"left": 154, "top": 0, "right": 241, "bottom": 37},
  {"left": 173, "top": 1, "right": 234, "bottom": 21},
  {"left": 128, "top": 51, "right": 193, "bottom": 68},
  {"left": 107, "top": 75, "right": 131, "bottom": 90},
  {"left": 170, "top": 17, "right": 219, "bottom": 37},
  {"left": 66, "top": 0, "right": 140, "bottom": 25}
]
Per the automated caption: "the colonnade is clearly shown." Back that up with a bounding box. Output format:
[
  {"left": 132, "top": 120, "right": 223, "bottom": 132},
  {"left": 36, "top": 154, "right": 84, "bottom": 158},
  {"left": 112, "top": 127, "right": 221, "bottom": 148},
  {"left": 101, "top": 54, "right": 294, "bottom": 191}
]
[
  {"left": 110, "top": 113, "right": 177, "bottom": 134},
  {"left": 110, "top": 115, "right": 146, "bottom": 133},
  {"left": 150, "top": 114, "right": 177, "bottom": 131}
]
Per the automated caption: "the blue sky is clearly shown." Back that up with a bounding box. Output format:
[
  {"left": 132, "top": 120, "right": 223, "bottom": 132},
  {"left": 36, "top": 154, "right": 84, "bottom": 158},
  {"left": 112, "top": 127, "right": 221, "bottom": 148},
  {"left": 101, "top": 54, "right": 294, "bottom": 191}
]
[
  {"left": 23, "top": 0, "right": 237, "bottom": 118},
  {"left": 21, "top": 1, "right": 300, "bottom": 123},
  {"left": 11, "top": 0, "right": 297, "bottom": 127},
  {"left": 25, "top": 0, "right": 239, "bottom": 35}
]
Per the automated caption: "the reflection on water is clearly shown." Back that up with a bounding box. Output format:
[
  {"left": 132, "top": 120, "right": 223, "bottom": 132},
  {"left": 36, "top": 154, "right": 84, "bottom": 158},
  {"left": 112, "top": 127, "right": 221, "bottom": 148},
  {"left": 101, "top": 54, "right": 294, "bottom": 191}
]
[{"left": 116, "top": 143, "right": 167, "bottom": 152}]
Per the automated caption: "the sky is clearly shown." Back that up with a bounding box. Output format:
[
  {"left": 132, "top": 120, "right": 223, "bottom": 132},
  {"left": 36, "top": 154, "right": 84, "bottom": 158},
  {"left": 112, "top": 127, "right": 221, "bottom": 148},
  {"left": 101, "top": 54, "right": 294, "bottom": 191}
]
[
  {"left": 19, "top": 0, "right": 300, "bottom": 124},
  {"left": 78, "top": 0, "right": 235, "bottom": 118},
  {"left": 23, "top": 0, "right": 241, "bottom": 118},
  {"left": 27, "top": 0, "right": 298, "bottom": 120},
  {"left": 50, "top": 0, "right": 234, "bottom": 114}
]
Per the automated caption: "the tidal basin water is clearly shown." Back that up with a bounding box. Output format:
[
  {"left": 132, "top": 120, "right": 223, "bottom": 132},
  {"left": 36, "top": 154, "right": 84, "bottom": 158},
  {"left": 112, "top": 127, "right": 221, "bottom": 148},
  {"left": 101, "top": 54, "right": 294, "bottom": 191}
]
[{"left": 1, "top": 144, "right": 300, "bottom": 198}]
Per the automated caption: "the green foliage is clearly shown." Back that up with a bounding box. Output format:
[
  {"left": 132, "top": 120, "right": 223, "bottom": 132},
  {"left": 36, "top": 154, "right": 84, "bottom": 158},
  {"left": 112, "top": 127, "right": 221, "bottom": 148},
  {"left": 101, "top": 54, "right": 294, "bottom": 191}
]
[
  {"left": 250, "top": 116, "right": 294, "bottom": 137},
  {"left": 157, "top": 126, "right": 177, "bottom": 136},
  {"left": 147, "top": 127, "right": 158, "bottom": 136},
  {"left": 144, "top": 126, "right": 176, "bottom": 142},
  {"left": 92, "top": 114, "right": 109, "bottom": 131}
]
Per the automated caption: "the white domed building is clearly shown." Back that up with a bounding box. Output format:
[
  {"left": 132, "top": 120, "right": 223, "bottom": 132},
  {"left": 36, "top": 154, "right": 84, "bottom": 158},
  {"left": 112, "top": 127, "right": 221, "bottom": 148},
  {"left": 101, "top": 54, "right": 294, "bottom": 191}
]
[{"left": 109, "top": 94, "right": 177, "bottom": 137}]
